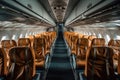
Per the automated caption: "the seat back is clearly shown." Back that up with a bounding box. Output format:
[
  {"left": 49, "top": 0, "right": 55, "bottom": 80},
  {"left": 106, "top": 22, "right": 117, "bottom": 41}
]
[
  {"left": 0, "top": 48, "right": 7, "bottom": 76},
  {"left": 6, "top": 47, "right": 35, "bottom": 80},
  {"left": 83, "top": 35, "right": 89, "bottom": 39},
  {"left": 18, "top": 38, "right": 31, "bottom": 47},
  {"left": 108, "top": 39, "right": 120, "bottom": 75},
  {"left": 1, "top": 40, "right": 17, "bottom": 69},
  {"left": 88, "top": 35, "right": 96, "bottom": 41},
  {"left": 91, "top": 38, "right": 105, "bottom": 47},
  {"left": 108, "top": 39, "right": 120, "bottom": 47},
  {"left": 1, "top": 40, "right": 17, "bottom": 52},
  {"left": 26, "top": 35, "right": 35, "bottom": 47},
  {"left": 42, "top": 34, "right": 49, "bottom": 55},
  {"left": 86, "top": 46, "right": 115, "bottom": 80},
  {"left": 76, "top": 38, "right": 89, "bottom": 60},
  {"left": 71, "top": 34, "right": 79, "bottom": 54},
  {"left": 33, "top": 36, "right": 45, "bottom": 60},
  {"left": 88, "top": 35, "right": 97, "bottom": 46}
]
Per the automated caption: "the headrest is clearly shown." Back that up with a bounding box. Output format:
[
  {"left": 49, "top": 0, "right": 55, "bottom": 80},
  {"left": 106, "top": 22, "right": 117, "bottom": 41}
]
[
  {"left": 1, "top": 40, "right": 17, "bottom": 48},
  {"left": 108, "top": 39, "right": 120, "bottom": 47},
  {"left": 91, "top": 38, "right": 105, "bottom": 47},
  {"left": 18, "top": 38, "right": 31, "bottom": 47},
  {"left": 77, "top": 38, "right": 89, "bottom": 46}
]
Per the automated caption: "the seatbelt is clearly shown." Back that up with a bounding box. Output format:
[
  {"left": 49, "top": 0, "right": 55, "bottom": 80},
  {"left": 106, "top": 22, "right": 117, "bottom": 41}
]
[
  {"left": 10, "top": 48, "right": 16, "bottom": 80},
  {"left": 91, "top": 47, "right": 97, "bottom": 80},
  {"left": 105, "top": 47, "right": 110, "bottom": 79},
  {"left": 25, "top": 47, "right": 29, "bottom": 80}
]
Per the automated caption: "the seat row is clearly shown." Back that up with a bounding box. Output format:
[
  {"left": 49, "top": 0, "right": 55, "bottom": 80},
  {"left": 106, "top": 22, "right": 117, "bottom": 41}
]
[
  {"left": 0, "top": 31, "right": 56, "bottom": 80},
  {"left": 64, "top": 31, "right": 120, "bottom": 80}
]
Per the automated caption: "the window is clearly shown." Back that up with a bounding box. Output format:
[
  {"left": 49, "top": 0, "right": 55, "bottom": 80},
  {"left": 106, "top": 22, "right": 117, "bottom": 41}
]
[
  {"left": 114, "top": 35, "right": 120, "bottom": 40},
  {"left": 1, "top": 35, "right": 9, "bottom": 41},
  {"left": 105, "top": 34, "right": 110, "bottom": 44},
  {"left": 98, "top": 33, "right": 102, "bottom": 38}
]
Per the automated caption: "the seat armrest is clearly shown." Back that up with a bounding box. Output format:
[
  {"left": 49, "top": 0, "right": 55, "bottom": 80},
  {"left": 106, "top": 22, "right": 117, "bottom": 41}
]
[{"left": 71, "top": 54, "right": 76, "bottom": 69}]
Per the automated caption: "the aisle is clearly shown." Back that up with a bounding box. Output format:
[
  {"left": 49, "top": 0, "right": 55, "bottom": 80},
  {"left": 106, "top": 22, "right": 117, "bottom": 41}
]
[{"left": 45, "top": 26, "right": 76, "bottom": 80}]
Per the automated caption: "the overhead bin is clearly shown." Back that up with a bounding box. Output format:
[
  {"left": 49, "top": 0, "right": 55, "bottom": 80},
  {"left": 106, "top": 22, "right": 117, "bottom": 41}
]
[
  {"left": 0, "top": 0, "right": 56, "bottom": 26},
  {"left": 65, "top": 0, "right": 119, "bottom": 26}
]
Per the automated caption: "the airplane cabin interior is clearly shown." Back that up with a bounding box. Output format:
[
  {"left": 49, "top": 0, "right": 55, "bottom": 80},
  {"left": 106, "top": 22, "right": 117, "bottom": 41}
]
[{"left": 0, "top": 0, "right": 120, "bottom": 80}]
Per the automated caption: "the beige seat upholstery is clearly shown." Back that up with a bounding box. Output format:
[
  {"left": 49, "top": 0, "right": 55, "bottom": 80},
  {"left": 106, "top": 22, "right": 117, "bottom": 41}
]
[
  {"left": 1, "top": 40, "right": 17, "bottom": 74},
  {"left": 88, "top": 35, "right": 97, "bottom": 47},
  {"left": 108, "top": 39, "right": 120, "bottom": 75},
  {"left": 90, "top": 38, "right": 105, "bottom": 47},
  {"left": 70, "top": 33, "right": 79, "bottom": 55},
  {"left": 83, "top": 35, "right": 89, "bottom": 39},
  {"left": 86, "top": 46, "right": 116, "bottom": 80},
  {"left": 18, "top": 38, "right": 31, "bottom": 47},
  {"left": 0, "top": 48, "right": 7, "bottom": 76},
  {"left": 33, "top": 35, "right": 45, "bottom": 67},
  {"left": 76, "top": 38, "right": 89, "bottom": 67},
  {"left": 27, "top": 35, "right": 35, "bottom": 47},
  {"left": 6, "top": 47, "right": 35, "bottom": 80},
  {"left": 84, "top": 38, "right": 105, "bottom": 76}
]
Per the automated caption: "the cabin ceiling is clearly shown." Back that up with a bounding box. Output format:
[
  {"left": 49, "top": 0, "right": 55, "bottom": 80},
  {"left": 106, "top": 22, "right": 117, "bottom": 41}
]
[
  {"left": 0, "top": 0, "right": 80, "bottom": 26},
  {"left": 0, "top": 0, "right": 120, "bottom": 28},
  {"left": 38, "top": 0, "right": 80, "bottom": 23}
]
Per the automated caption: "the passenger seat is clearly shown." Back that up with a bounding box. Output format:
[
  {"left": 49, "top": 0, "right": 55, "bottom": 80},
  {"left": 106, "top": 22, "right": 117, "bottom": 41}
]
[
  {"left": 6, "top": 46, "right": 35, "bottom": 80},
  {"left": 84, "top": 38, "right": 105, "bottom": 76},
  {"left": 18, "top": 38, "right": 31, "bottom": 47},
  {"left": 0, "top": 48, "right": 7, "bottom": 76},
  {"left": 1, "top": 40, "right": 17, "bottom": 74},
  {"left": 33, "top": 34, "right": 45, "bottom": 67},
  {"left": 76, "top": 38, "right": 89, "bottom": 67},
  {"left": 108, "top": 39, "right": 120, "bottom": 75},
  {"left": 86, "top": 46, "right": 116, "bottom": 80}
]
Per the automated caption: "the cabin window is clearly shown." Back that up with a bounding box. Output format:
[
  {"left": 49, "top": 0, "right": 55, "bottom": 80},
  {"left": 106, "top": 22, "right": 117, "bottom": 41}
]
[
  {"left": 25, "top": 33, "right": 29, "bottom": 38},
  {"left": 29, "top": 32, "right": 32, "bottom": 35},
  {"left": 93, "top": 33, "right": 96, "bottom": 36},
  {"left": 19, "top": 34, "right": 24, "bottom": 38},
  {"left": 98, "top": 33, "right": 102, "bottom": 38},
  {"left": 32, "top": 32, "right": 35, "bottom": 35},
  {"left": 12, "top": 35, "right": 17, "bottom": 40},
  {"left": 114, "top": 35, "right": 120, "bottom": 40},
  {"left": 84, "top": 32, "right": 88, "bottom": 35},
  {"left": 88, "top": 32, "right": 91, "bottom": 35},
  {"left": 1, "top": 35, "right": 9, "bottom": 41},
  {"left": 105, "top": 34, "right": 111, "bottom": 44}
]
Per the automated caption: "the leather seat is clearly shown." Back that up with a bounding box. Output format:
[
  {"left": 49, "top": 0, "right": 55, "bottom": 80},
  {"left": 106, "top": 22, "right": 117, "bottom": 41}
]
[
  {"left": 1, "top": 40, "right": 17, "bottom": 52},
  {"left": 88, "top": 35, "right": 96, "bottom": 41},
  {"left": 42, "top": 33, "right": 50, "bottom": 55},
  {"left": 18, "top": 38, "right": 31, "bottom": 47},
  {"left": 76, "top": 38, "right": 89, "bottom": 67},
  {"left": 90, "top": 38, "right": 105, "bottom": 47},
  {"left": 79, "top": 34, "right": 83, "bottom": 38},
  {"left": 6, "top": 46, "right": 35, "bottom": 80},
  {"left": 83, "top": 35, "right": 89, "bottom": 39},
  {"left": 71, "top": 33, "right": 79, "bottom": 54},
  {"left": 108, "top": 39, "right": 120, "bottom": 75},
  {"left": 33, "top": 35, "right": 45, "bottom": 67},
  {"left": 86, "top": 46, "right": 116, "bottom": 80},
  {"left": 88, "top": 35, "right": 97, "bottom": 47},
  {"left": 0, "top": 48, "right": 7, "bottom": 76},
  {"left": 1, "top": 40, "right": 17, "bottom": 74},
  {"left": 84, "top": 38, "right": 105, "bottom": 76},
  {"left": 27, "top": 35, "right": 35, "bottom": 48}
]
